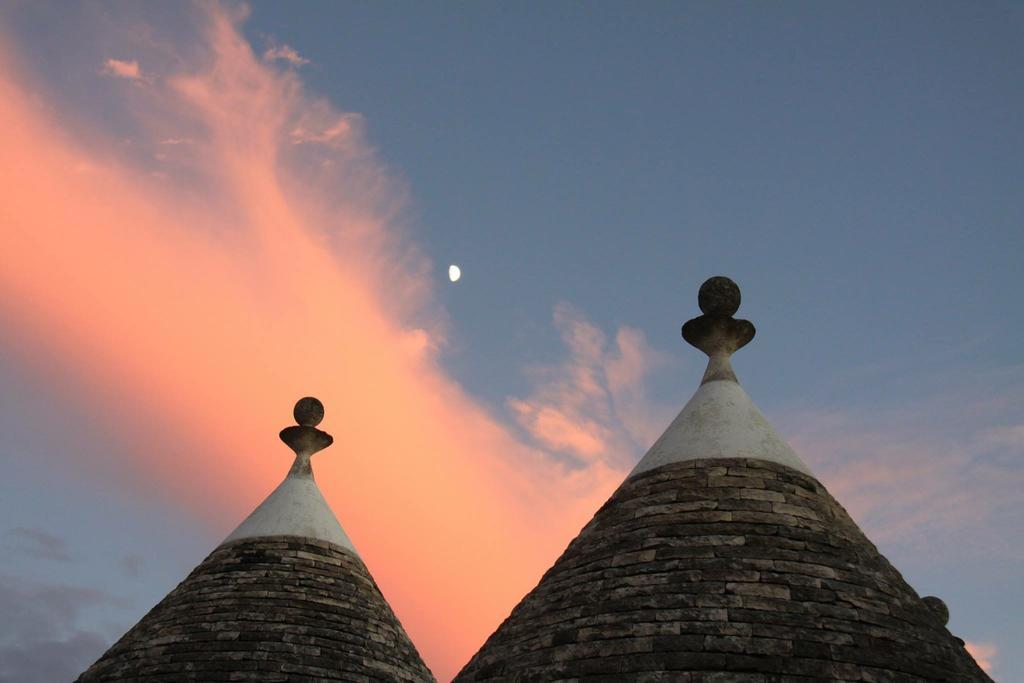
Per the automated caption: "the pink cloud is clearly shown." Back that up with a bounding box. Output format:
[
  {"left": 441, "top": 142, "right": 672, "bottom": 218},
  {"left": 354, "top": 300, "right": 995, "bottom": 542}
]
[
  {"left": 606, "top": 326, "right": 677, "bottom": 446},
  {"left": 264, "top": 43, "right": 309, "bottom": 67},
  {"left": 508, "top": 302, "right": 677, "bottom": 468},
  {"left": 781, "top": 400, "right": 1024, "bottom": 563},
  {"left": 964, "top": 641, "right": 997, "bottom": 675},
  {"left": 508, "top": 398, "right": 609, "bottom": 459},
  {"left": 102, "top": 58, "right": 142, "bottom": 80},
  {"left": 289, "top": 113, "right": 359, "bottom": 145}
]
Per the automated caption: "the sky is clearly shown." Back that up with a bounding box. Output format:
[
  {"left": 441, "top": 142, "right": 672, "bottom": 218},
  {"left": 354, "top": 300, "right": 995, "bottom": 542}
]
[{"left": 0, "top": 1, "right": 1020, "bottom": 681}]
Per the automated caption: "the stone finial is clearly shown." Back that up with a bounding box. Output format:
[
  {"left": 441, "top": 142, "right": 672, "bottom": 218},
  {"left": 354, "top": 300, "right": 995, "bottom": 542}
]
[
  {"left": 922, "top": 596, "right": 950, "bottom": 626},
  {"left": 294, "top": 396, "right": 325, "bottom": 427},
  {"left": 280, "top": 397, "right": 333, "bottom": 476},
  {"left": 682, "top": 276, "right": 756, "bottom": 385},
  {"left": 697, "top": 276, "right": 742, "bottom": 316}
]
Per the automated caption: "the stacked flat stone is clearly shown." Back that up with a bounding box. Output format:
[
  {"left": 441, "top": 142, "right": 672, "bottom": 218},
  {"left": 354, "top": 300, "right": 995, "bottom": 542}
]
[
  {"left": 456, "top": 458, "right": 988, "bottom": 682},
  {"left": 77, "top": 398, "right": 434, "bottom": 682},
  {"left": 456, "top": 278, "right": 990, "bottom": 683},
  {"left": 77, "top": 538, "right": 432, "bottom": 682}
]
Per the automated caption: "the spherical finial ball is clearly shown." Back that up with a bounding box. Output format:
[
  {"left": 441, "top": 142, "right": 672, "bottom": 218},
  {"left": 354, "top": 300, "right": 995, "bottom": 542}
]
[
  {"left": 922, "top": 596, "right": 949, "bottom": 625},
  {"left": 293, "top": 396, "right": 324, "bottom": 427},
  {"left": 698, "top": 276, "right": 741, "bottom": 316}
]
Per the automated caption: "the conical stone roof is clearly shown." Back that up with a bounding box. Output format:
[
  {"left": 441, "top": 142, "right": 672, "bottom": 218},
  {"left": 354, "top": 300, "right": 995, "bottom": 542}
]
[
  {"left": 77, "top": 397, "right": 434, "bottom": 682},
  {"left": 456, "top": 277, "right": 991, "bottom": 683}
]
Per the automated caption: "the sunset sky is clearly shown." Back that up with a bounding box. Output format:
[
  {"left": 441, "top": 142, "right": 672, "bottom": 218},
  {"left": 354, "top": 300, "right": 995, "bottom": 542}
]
[{"left": 0, "top": 2, "right": 1021, "bottom": 681}]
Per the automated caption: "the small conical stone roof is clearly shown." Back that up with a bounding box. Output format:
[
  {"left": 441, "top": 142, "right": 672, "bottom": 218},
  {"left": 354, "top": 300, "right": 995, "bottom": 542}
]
[
  {"left": 456, "top": 277, "right": 991, "bottom": 682},
  {"left": 77, "top": 397, "right": 434, "bottom": 682}
]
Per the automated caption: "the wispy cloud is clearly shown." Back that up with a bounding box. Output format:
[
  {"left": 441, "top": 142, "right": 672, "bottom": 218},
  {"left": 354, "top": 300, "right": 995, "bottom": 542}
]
[
  {"left": 4, "top": 527, "right": 72, "bottom": 563},
  {"left": 289, "top": 113, "right": 359, "bottom": 145},
  {"left": 101, "top": 58, "right": 142, "bottom": 81},
  {"left": 964, "top": 641, "right": 997, "bottom": 676},
  {"left": 264, "top": 43, "right": 309, "bottom": 67},
  {"left": 781, "top": 383, "right": 1024, "bottom": 561},
  {"left": 508, "top": 302, "right": 675, "bottom": 469}
]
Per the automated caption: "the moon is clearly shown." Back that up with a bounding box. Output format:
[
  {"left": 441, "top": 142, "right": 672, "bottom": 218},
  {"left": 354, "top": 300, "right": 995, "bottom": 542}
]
[{"left": 448, "top": 264, "right": 461, "bottom": 282}]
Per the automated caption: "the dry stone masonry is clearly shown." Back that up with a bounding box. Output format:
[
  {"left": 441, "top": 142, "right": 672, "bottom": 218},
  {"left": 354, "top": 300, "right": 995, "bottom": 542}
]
[
  {"left": 454, "top": 458, "right": 989, "bottom": 682},
  {"left": 76, "top": 278, "right": 992, "bottom": 682},
  {"left": 76, "top": 397, "right": 434, "bottom": 682},
  {"left": 457, "top": 277, "right": 991, "bottom": 682},
  {"left": 78, "top": 536, "right": 433, "bottom": 682}
]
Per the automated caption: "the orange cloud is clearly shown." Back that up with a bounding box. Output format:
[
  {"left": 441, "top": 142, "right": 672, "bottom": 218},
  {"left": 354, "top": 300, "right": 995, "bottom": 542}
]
[
  {"left": 0, "top": 7, "right": 622, "bottom": 679},
  {"left": 964, "top": 641, "right": 997, "bottom": 675}
]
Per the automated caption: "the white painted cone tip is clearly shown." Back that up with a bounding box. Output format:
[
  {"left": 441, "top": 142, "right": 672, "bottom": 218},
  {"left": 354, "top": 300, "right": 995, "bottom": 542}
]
[
  {"left": 223, "top": 474, "right": 358, "bottom": 554},
  {"left": 629, "top": 379, "right": 812, "bottom": 478},
  {"left": 448, "top": 264, "right": 461, "bottom": 282}
]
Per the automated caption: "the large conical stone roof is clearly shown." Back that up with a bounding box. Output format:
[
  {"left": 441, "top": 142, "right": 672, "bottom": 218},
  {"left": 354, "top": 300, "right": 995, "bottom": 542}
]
[
  {"left": 456, "top": 278, "right": 990, "bottom": 683},
  {"left": 78, "top": 397, "right": 434, "bottom": 682}
]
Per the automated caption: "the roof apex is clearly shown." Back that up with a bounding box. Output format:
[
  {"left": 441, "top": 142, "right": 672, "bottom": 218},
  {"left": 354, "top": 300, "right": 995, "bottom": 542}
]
[
  {"left": 630, "top": 276, "right": 812, "bottom": 477},
  {"left": 222, "top": 397, "right": 358, "bottom": 553}
]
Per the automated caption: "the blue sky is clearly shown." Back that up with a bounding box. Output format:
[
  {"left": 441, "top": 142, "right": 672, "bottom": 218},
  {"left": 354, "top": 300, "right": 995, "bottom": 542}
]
[
  {"left": 242, "top": 0, "right": 1022, "bottom": 403},
  {"left": 0, "top": 2, "right": 1021, "bottom": 680}
]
